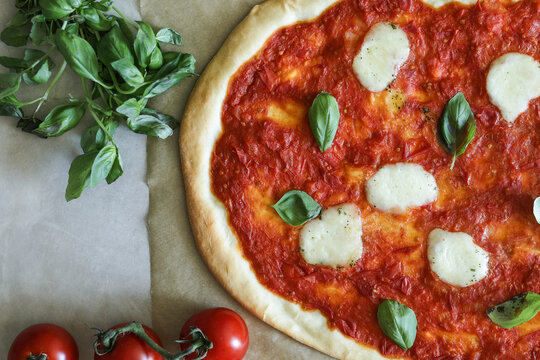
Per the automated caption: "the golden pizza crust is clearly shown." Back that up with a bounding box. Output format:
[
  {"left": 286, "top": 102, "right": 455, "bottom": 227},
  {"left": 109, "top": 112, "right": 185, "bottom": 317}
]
[{"left": 180, "top": 0, "right": 392, "bottom": 359}]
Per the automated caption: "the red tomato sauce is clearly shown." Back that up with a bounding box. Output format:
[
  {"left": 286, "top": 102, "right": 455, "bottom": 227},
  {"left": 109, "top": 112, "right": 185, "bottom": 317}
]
[{"left": 211, "top": 0, "right": 540, "bottom": 358}]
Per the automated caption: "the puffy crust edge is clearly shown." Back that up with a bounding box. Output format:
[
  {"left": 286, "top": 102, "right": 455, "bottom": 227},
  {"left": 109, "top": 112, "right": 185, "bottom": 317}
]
[{"left": 180, "top": 0, "right": 392, "bottom": 359}]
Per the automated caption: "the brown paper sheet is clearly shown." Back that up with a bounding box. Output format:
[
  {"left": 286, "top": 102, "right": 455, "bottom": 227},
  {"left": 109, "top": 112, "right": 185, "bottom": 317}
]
[{"left": 143, "top": 1, "right": 333, "bottom": 358}]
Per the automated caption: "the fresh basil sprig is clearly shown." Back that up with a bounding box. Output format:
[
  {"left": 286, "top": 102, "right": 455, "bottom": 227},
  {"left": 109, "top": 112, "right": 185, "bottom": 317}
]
[
  {"left": 377, "top": 299, "right": 417, "bottom": 350},
  {"left": 436, "top": 92, "right": 476, "bottom": 169},
  {"left": 0, "top": 0, "right": 196, "bottom": 201},
  {"left": 487, "top": 292, "right": 540, "bottom": 329},
  {"left": 309, "top": 91, "right": 340, "bottom": 152},
  {"left": 272, "top": 190, "right": 322, "bottom": 226}
]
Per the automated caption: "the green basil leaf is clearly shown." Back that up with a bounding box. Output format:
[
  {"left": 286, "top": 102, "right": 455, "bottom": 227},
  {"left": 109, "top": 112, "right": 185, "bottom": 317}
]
[
  {"left": 126, "top": 114, "right": 174, "bottom": 139},
  {"left": 55, "top": 29, "right": 109, "bottom": 88},
  {"left": 35, "top": 103, "right": 86, "bottom": 137},
  {"left": 177, "top": 52, "right": 196, "bottom": 73},
  {"left": 148, "top": 47, "right": 163, "bottom": 70},
  {"left": 437, "top": 92, "right": 476, "bottom": 169},
  {"left": 39, "top": 0, "right": 76, "bottom": 19},
  {"left": 97, "top": 25, "right": 134, "bottom": 65},
  {"left": 80, "top": 6, "right": 99, "bottom": 23},
  {"left": 309, "top": 91, "right": 340, "bottom": 152},
  {"left": 148, "top": 52, "right": 195, "bottom": 82},
  {"left": 80, "top": 118, "right": 118, "bottom": 153},
  {"left": 143, "top": 67, "right": 195, "bottom": 99},
  {"left": 271, "top": 190, "right": 322, "bottom": 226},
  {"left": 29, "top": 21, "right": 49, "bottom": 46},
  {"left": 0, "top": 56, "right": 27, "bottom": 70},
  {"left": 111, "top": 58, "right": 144, "bottom": 88},
  {"left": 0, "top": 73, "right": 21, "bottom": 98},
  {"left": 80, "top": 6, "right": 113, "bottom": 31},
  {"left": 31, "top": 15, "right": 47, "bottom": 23},
  {"left": 140, "top": 108, "right": 177, "bottom": 129},
  {"left": 64, "top": 22, "right": 80, "bottom": 35},
  {"left": 116, "top": 98, "right": 142, "bottom": 118},
  {"left": 65, "top": 150, "right": 98, "bottom": 201},
  {"left": 24, "top": 49, "right": 50, "bottom": 67},
  {"left": 156, "top": 28, "right": 182, "bottom": 45},
  {"left": 89, "top": 144, "right": 116, "bottom": 187},
  {"left": 133, "top": 21, "right": 157, "bottom": 68},
  {"left": 92, "top": 0, "right": 113, "bottom": 12},
  {"left": 22, "top": 49, "right": 55, "bottom": 85},
  {"left": 487, "top": 292, "right": 540, "bottom": 329},
  {"left": 113, "top": 16, "right": 135, "bottom": 43},
  {"left": 377, "top": 299, "right": 417, "bottom": 350},
  {"left": 23, "top": 60, "right": 52, "bottom": 85},
  {"left": 7, "top": 12, "right": 29, "bottom": 27},
  {"left": 1, "top": 26, "right": 28, "bottom": 47},
  {"left": 0, "top": 102, "right": 23, "bottom": 118},
  {"left": 68, "top": 0, "right": 83, "bottom": 8},
  {"left": 106, "top": 150, "right": 123, "bottom": 184}
]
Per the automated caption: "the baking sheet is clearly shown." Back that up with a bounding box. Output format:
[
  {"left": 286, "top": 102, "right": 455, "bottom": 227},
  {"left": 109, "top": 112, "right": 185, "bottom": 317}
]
[
  {"left": 0, "top": 1, "right": 152, "bottom": 359},
  {"left": 143, "top": 1, "right": 332, "bottom": 358}
]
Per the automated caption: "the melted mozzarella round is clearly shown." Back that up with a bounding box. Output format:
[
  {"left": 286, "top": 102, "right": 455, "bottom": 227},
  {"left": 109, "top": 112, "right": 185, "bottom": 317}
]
[
  {"left": 428, "top": 229, "right": 490, "bottom": 287},
  {"left": 366, "top": 163, "right": 438, "bottom": 214},
  {"left": 353, "top": 22, "right": 410, "bottom": 92},
  {"left": 486, "top": 53, "right": 540, "bottom": 122},
  {"left": 419, "top": 0, "right": 476, "bottom": 8},
  {"left": 299, "top": 204, "right": 363, "bottom": 267},
  {"left": 421, "top": 0, "right": 521, "bottom": 6}
]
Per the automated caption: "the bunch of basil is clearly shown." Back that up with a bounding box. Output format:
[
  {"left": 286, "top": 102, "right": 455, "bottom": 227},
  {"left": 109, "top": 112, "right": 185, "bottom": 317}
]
[{"left": 0, "top": 0, "right": 195, "bottom": 201}]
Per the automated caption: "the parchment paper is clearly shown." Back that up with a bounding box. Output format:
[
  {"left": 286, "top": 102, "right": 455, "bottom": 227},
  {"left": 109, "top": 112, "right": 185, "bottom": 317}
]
[
  {"left": 143, "top": 1, "right": 332, "bottom": 358},
  {"left": 0, "top": 1, "right": 152, "bottom": 359}
]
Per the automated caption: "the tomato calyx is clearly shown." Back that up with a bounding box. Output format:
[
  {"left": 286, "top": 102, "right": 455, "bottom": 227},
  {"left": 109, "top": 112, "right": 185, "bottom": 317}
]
[
  {"left": 93, "top": 322, "right": 212, "bottom": 360},
  {"left": 176, "top": 326, "right": 214, "bottom": 360},
  {"left": 26, "top": 354, "right": 48, "bottom": 360}
]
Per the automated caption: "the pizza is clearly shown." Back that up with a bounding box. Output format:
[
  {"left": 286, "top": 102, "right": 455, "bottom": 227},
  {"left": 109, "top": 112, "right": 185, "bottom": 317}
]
[{"left": 179, "top": 0, "right": 540, "bottom": 359}]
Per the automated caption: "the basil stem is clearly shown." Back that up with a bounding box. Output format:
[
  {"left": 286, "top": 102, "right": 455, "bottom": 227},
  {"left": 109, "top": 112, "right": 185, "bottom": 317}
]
[
  {"left": 272, "top": 190, "right": 322, "bottom": 226},
  {"left": 309, "top": 91, "right": 340, "bottom": 152},
  {"left": 377, "top": 299, "right": 417, "bottom": 350},
  {"left": 487, "top": 292, "right": 540, "bottom": 329},
  {"left": 436, "top": 92, "right": 476, "bottom": 169}
]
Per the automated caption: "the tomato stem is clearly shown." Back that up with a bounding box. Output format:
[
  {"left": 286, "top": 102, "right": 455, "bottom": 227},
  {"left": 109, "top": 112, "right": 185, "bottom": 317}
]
[{"left": 94, "top": 322, "right": 213, "bottom": 360}]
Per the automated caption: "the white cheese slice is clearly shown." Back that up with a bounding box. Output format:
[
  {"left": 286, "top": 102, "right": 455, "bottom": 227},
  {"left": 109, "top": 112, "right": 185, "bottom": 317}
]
[
  {"left": 534, "top": 197, "right": 540, "bottom": 224},
  {"left": 366, "top": 163, "right": 438, "bottom": 214},
  {"left": 353, "top": 22, "right": 410, "bottom": 92},
  {"left": 299, "top": 204, "right": 363, "bottom": 267},
  {"left": 428, "top": 229, "right": 489, "bottom": 287},
  {"left": 419, "top": 0, "right": 476, "bottom": 8},
  {"left": 486, "top": 53, "right": 540, "bottom": 122},
  {"left": 422, "top": 0, "right": 521, "bottom": 6}
]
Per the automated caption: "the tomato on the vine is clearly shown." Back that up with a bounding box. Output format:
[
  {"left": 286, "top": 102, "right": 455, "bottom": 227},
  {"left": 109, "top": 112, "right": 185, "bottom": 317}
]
[
  {"left": 180, "top": 307, "right": 249, "bottom": 360},
  {"left": 8, "top": 323, "right": 78, "bottom": 360},
  {"left": 94, "top": 323, "right": 163, "bottom": 360}
]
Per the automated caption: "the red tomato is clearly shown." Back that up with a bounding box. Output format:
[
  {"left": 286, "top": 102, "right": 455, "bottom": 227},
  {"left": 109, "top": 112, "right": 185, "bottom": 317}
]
[
  {"left": 180, "top": 307, "right": 249, "bottom": 360},
  {"left": 94, "top": 323, "right": 163, "bottom": 360},
  {"left": 8, "top": 323, "right": 78, "bottom": 360}
]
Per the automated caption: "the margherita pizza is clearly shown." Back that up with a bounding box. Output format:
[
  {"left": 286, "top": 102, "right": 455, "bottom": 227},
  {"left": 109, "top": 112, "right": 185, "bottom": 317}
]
[{"left": 179, "top": 0, "right": 540, "bottom": 358}]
